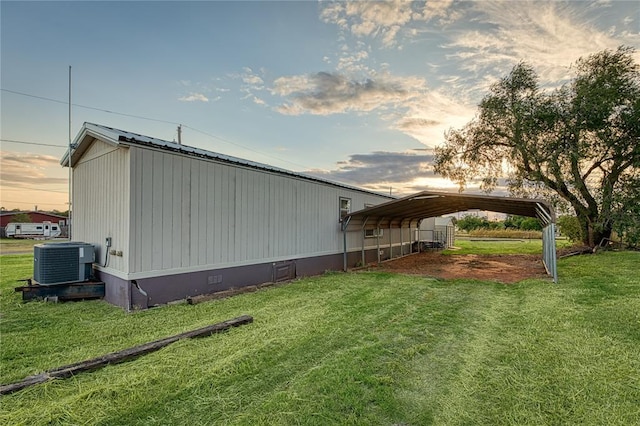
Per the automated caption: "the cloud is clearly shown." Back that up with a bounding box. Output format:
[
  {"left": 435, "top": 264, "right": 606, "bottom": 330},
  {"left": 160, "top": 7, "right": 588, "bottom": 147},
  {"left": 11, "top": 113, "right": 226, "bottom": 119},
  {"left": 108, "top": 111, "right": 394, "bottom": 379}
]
[
  {"left": 231, "top": 66, "right": 268, "bottom": 102},
  {"left": 252, "top": 96, "right": 267, "bottom": 106},
  {"left": 307, "top": 150, "right": 434, "bottom": 186},
  {"left": 336, "top": 49, "right": 370, "bottom": 73},
  {"left": 270, "top": 69, "right": 475, "bottom": 146},
  {"left": 321, "top": 0, "right": 458, "bottom": 47},
  {"left": 446, "top": 1, "right": 640, "bottom": 83},
  {"left": 243, "top": 74, "right": 264, "bottom": 86},
  {"left": 272, "top": 71, "right": 424, "bottom": 115},
  {"left": 321, "top": 1, "right": 638, "bottom": 96},
  {"left": 396, "top": 117, "right": 441, "bottom": 129},
  {"left": 305, "top": 150, "right": 471, "bottom": 196},
  {"left": 240, "top": 67, "right": 265, "bottom": 89},
  {"left": 1, "top": 152, "right": 67, "bottom": 185},
  {"left": 178, "top": 93, "right": 209, "bottom": 102},
  {"left": 420, "top": 0, "right": 456, "bottom": 23},
  {"left": 391, "top": 89, "right": 477, "bottom": 146},
  {"left": 321, "top": 0, "right": 414, "bottom": 47}
]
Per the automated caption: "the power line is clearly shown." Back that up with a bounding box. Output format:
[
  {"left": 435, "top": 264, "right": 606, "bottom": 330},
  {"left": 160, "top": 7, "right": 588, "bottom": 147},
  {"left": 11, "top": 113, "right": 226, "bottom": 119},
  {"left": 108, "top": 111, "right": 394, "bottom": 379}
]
[
  {"left": 2, "top": 87, "right": 316, "bottom": 171},
  {"left": 1, "top": 139, "right": 67, "bottom": 148},
  {"left": 182, "top": 125, "right": 312, "bottom": 170},
  {"left": 1, "top": 88, "right": 180, "bottom": 125}
]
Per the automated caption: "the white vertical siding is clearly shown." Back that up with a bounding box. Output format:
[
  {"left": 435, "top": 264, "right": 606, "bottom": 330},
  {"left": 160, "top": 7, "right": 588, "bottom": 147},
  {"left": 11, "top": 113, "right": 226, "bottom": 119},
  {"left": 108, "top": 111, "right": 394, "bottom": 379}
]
[
  {"left": 180, "top": 156, "right": 191, "bottom": 267},
  {"left": 124, "top": 147, "right": 392, "bottom": 275},
  {"left": 72, "top": 139, "right": 130, "bottom": 274},
  {"left": 161, "top": 154, "right": 174, "bottom": 267}
]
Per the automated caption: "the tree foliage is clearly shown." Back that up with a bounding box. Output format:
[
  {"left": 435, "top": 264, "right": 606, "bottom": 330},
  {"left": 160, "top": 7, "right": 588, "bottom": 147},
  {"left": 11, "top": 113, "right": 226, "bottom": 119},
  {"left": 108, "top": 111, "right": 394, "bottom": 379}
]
[
  {"left": 610, "top": 174, "right": 640, "bottom": 247},
  {"left": 456, "top": 215, "right": 542, "bottom": 232},
  {"left": 556, "top": 215, "right": 583, "bottom": 243},
  {"left": 10, "top": 212, "right": 33, "bottom": 223},
  {"left": 504, "top": 215, "right": 542, "bottom": 231},
  {"left": 456, "top": 215, "right": 493, "bottom": 232},
  {"left": 435, "top": 47, "right": 640, "bottom": 247}
]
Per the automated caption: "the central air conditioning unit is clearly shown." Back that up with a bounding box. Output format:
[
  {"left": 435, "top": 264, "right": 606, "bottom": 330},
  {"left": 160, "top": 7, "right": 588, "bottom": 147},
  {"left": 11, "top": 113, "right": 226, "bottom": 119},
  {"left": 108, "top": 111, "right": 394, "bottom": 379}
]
[{"left": 33, "top": 242, "right": 95, "bottom": 285}]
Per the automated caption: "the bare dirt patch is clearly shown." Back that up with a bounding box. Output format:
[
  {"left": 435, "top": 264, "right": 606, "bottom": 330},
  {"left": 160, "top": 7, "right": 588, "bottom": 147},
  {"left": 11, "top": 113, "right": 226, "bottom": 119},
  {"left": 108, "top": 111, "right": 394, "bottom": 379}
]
[{"left": 372, "top": 251, "right": 549, "bottom": 283}]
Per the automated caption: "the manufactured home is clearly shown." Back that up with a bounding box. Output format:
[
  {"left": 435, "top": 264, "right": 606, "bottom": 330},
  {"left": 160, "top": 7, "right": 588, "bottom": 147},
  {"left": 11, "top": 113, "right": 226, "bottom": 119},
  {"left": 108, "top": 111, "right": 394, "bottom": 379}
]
[
  {"left": 61, "top": 123, "right": 419, "bottom": 309},
  {"left": 5, "top": 222, "right": 62, "bottom": 238},
  {"left": 62, "top": 123, "right": 558, "bottom": 310}
]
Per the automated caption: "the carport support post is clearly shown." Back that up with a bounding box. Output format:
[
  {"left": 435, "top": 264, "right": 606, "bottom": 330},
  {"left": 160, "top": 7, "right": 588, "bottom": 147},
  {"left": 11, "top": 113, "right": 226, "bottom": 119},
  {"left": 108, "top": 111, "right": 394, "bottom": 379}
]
[
  {"left": 361, "top": 217, "right": 369, "bottom": 267},
  {"left": 376, "top": 228, "right": 381, "bottom": 264},
  {"left": 389, "top": 223, "right": 392, "bottom": 259},
  {"left": 400, "top": 225, "right": 403, "bottom": 256},
  {"left": 536, "top": 203, "right": 558, "bottom": 284},
  {"left": 342, "top": 216, "right": 351, "bottom": 272},
  {"left": 361, "top": 229, "right": 365, "bottom": 267},
  {"left": 409, "top": 226, "right": 413, "bottom": 254}
]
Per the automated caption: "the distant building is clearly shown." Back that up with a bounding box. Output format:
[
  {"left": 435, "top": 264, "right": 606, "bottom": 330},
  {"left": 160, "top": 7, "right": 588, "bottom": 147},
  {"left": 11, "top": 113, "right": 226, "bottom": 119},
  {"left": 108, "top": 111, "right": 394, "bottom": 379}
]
[{"left": 0, "top": 211, "right": 68, "bottom": 228}]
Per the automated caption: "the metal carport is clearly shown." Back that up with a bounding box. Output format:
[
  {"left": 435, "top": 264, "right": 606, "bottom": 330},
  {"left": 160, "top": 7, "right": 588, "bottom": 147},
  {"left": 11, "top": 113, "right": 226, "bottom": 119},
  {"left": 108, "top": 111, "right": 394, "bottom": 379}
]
[{"left": 341, "top": 191, "right": 557, "bottom": 282}]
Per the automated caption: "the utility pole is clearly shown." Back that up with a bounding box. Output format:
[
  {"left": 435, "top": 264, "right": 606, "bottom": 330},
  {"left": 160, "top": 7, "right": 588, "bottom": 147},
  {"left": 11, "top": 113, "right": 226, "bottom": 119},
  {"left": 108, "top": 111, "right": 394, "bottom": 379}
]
[{"left": 68, "top": 65, "right": 73, "bottom": 240}]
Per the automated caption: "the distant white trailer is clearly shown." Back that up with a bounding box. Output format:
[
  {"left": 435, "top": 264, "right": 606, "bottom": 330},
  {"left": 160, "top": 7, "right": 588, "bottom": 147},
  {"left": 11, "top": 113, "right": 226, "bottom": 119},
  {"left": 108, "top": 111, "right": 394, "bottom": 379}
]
[{"left": 5, "top": 222, "right": 62, "bottom": 239}]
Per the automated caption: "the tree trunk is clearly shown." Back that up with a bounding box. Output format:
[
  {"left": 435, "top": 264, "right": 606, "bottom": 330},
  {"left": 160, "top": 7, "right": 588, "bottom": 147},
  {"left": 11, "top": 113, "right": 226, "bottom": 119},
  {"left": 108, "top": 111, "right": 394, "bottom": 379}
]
[{"left": 580, "top": 215, "right": 613, "bottom": 247}]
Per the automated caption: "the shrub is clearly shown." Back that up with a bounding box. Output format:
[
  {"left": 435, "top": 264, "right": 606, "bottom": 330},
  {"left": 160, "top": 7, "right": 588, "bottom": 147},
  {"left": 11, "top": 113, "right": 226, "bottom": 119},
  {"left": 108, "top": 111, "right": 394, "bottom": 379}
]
[{"left": 557, "top": 215, "right": 583, "bottom": 242}]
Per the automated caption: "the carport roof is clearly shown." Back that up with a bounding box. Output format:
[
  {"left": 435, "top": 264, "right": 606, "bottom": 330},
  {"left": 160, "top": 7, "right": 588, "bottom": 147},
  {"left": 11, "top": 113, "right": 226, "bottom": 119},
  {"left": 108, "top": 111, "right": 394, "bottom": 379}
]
[{"left": 343, "top": 190, "right": 554, "bottom": 231}]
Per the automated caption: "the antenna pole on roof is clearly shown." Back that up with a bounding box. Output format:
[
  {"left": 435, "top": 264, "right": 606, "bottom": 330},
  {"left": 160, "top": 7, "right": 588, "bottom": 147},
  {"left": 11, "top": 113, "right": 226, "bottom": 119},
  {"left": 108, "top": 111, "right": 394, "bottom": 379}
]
[
  {"left": 68, "top": 65, "right": 73, "bottom": 241},
  {"left": 177, "top": 125, "right": 182, "bottom": 145}
]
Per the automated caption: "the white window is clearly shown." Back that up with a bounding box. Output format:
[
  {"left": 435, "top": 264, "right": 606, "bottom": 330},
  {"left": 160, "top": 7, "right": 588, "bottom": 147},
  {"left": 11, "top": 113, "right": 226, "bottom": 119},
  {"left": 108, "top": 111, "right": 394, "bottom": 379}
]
[
  {"left": 364, "top": 229, "right": 383, "bottom": 238},
  {"left": 339, "top": 197, "right": 351, "bottom": 222}
]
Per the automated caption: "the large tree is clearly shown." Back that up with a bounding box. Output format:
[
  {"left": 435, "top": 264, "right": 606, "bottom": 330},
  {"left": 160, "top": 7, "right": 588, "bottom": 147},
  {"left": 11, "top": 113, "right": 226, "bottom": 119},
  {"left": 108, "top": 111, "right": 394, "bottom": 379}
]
[{"left": 434, "top": 47, "right": 640, "bottom": 247}]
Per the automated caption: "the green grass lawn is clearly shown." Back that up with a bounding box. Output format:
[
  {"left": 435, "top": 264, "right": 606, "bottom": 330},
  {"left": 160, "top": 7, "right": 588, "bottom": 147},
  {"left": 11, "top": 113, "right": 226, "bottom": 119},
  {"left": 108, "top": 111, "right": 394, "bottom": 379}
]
[
  {"left": 1, "top": 244, "right": 639, "bottom": 425},
  {"left": 447, "top": 238, "right": 574, "bottom": 255},
  {"left": 0, "top": 238, "right": 41, "bottom": 255}
]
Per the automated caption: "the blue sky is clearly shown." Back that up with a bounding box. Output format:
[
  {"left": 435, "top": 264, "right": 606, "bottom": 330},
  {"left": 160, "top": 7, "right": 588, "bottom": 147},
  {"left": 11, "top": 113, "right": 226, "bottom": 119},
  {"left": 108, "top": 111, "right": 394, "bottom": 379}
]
[{"left": 1, "top": 0, "right": 638, "bottom": 210}]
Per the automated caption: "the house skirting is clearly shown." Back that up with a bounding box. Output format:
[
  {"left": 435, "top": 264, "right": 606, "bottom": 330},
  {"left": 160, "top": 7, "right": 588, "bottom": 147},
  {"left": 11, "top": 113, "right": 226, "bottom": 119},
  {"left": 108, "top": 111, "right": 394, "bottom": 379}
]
[{"left": 96, "top": 244, "right": 413, "bottom": 310}]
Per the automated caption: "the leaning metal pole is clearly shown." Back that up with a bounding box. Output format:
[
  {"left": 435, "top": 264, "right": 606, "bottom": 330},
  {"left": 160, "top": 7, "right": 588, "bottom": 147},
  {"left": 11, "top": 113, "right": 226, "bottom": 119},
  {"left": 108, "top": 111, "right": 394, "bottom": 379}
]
[{"left": 68, "top": 65, "right": 72, "bottom": 240}]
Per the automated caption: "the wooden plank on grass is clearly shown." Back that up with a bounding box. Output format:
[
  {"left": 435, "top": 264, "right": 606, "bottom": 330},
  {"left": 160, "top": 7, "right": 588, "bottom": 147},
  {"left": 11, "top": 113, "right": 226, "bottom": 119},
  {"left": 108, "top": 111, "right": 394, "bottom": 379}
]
[
  {"left": 15, "top": 282, "right": 105, "bottom": 301},
  {"left": 0, "top": 314, "right": 253, "bottom": 395}
]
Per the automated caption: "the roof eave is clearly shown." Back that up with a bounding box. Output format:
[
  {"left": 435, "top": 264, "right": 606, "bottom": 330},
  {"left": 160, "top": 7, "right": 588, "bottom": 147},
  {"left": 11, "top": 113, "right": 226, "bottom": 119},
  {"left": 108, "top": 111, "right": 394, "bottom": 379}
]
[{"left": 60, "top": 122, "right": 121, "bottom": 167}]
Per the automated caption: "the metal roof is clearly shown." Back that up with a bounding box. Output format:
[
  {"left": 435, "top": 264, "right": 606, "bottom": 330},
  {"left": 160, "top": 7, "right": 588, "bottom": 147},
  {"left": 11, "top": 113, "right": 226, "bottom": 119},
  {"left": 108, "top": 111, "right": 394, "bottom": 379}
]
[
  {"left": 61, "top": 123, "right": 394, "bottom": 199},
  {"left": 62, "top": 124, "right": 555, "bottom": 231},
  {"left": 343, "top": 190, "right": 555, "bottom": 231}
]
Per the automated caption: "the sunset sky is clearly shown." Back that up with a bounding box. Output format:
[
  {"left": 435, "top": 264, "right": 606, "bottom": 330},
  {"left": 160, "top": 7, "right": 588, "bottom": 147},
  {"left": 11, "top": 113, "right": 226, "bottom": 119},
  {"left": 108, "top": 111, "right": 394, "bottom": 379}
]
[{"left": 1, "top": 0, "right": 638, "bottom": 211}]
